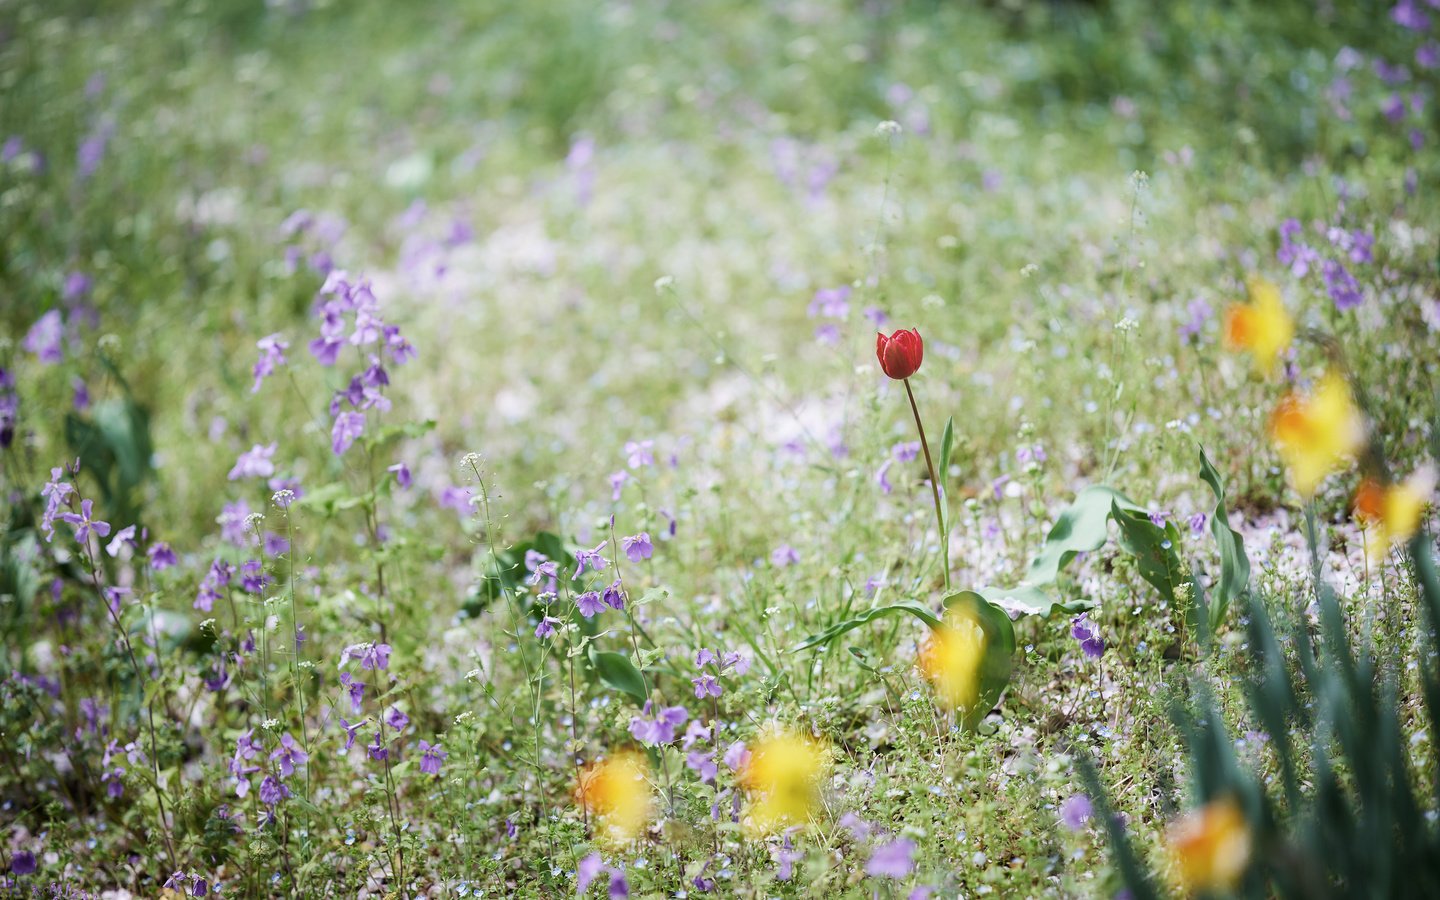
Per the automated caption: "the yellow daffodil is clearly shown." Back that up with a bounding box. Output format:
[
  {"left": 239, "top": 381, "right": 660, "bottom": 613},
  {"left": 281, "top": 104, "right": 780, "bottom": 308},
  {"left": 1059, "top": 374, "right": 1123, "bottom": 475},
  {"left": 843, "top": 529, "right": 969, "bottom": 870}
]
[
  {"left": 575, "top": 752, "right": 652, "bottom": 843},
  {"left": 1167, "top": 796, "right": 1252, "bottom": 894},
  {"left": 918, "top": 605, "right": 985, "bottom": 714},
  {"left": 739, "top": 729, "right": 827, "bottom": 834},
  {"left": 1269, "top": 372, "right": 1365, "bottom": 497},
  {"left": 1223, "top": 276, "right": 1294, "bottom": 372},
  {"left": 1354, "top": 466, "right": 1436, "bottom": 561}
]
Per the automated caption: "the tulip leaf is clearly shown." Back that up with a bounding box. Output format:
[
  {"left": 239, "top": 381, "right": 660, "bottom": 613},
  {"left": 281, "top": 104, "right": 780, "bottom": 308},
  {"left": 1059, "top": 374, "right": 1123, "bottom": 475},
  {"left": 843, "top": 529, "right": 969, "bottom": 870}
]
[
  {"left": 941, "top": 590, "right": 1017, "bottom": 729},
  {"left": 1024, "top": 485, "right": 1143, "bottom": 585},
  {"left": 588, "top": 646, "right": 648, "bottom": 704},
  {"left": 792, "top": 601, "right": 941, "bottom": 652},
  {"left": 1198, "top": 447, "right": 1250, "bottom": 630},
  {"left": 1109, "top": 501, "right": 1186, "bottom": 606},
  {"left": 964, "top": 583, "right": 1091, "bottom": 618}
]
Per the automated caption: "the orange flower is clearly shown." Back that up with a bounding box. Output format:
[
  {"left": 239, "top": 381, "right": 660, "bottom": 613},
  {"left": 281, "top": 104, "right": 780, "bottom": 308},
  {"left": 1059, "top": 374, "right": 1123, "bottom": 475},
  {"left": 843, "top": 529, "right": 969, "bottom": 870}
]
[
  {"left": 918, "top": 605, "right": 986, "bottom": 713},
  {"left": 1223, "top": 277, "right": 1294, "bottom": 372},
  {"left": 1269, "top": 372, "right": 1365, "bottom": 497},
  {"left": 575, "top": 752, "right": 652, "bottom": 843},
  {"left": 1167, "top": 796, "right": 1252, "bottom": 893},
  {"left": 1354, "top": 466, "right": 1435, "bottom": 561}
]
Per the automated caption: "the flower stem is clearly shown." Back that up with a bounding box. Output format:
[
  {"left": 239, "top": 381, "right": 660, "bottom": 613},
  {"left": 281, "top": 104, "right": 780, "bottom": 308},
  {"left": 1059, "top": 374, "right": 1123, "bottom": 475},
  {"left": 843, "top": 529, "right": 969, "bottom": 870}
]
[{"left": 903, "top": 378, "right": 950, "bottom": 591}]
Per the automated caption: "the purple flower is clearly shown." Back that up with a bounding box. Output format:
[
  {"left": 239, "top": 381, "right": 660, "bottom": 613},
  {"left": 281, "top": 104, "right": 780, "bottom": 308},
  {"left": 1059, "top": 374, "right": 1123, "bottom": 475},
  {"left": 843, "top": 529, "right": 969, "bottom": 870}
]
[
  {"left": 1419, "top": 41, "right": 1440, "bottom": 70},
  {"left": 148, "top": 542, "right": 177, "bottom": 570},
  {"left": 1188, "top": 512, "right": 1208, "bottom": 535},
  {"left": 24, "top": 310, "right": 64, "bottom": 364},
  {"left": 10, "top": 850, "right": 37, "bottom": 876},
  {"left": 1177, "top": 297, "right": 1211, "bottom": 342},
  {"left": 270, "top": 733, "right": 308, "bottom": 777},
  {"left": 807, "top": 285, "right": 851, "bottom": 319},
  {"left": 216, "top": 499, "right": 253, "bottom": 547},
  {"left": 628, "top": 703, "right": 688, "bottom": 745},
  {"left": 62, "top": 498, "right": 110, "bottom": 543},
  {"left": 331, "top": 411, "right": 365, "bottom": 455},
  {"left": 723, "top": 740, "right": 750, "bottom": 771},
  {"left": 418, "top": 740, "right": 447, "bottom": 775},
  {"left": 686, "top": 750, "right": 718, "bottom": 783},
  {"left": 866, "top": 838, "right": 916, "bottom": 878},
  {"left": 692, "top": 674, "right": 722, "bottom": 699},
  {"left": 621, "top": 532, "right": 652, "bottom": 562},
  {"left": 76, "top": 119, "right": 113, "bottom": 179},
  {"left": 576, "top": 590, "right": 605, "bottom": 618},
  {"left": 776, "top": 840, "right": 802, "bottom": 881},
  {"left": 1147, "top": 509, "right": 1168, "bottom": 528},
  {"left": 387, "top": 462, "right": 411, "bottom": 489},
  {"left": 105, "top": 524, "right": 137, "bottom": 558},
  {"left": 1322, "top": 258, "right": 1363, "bottom": 310},
  {"left": 40, "top": 468, "right": 74, "bottom": 542},
  {"left": 608, "top": 870, "right": 629, "bottom": 899},
  {"left": 339, "top": 717, "right": 366, "bottom": 751},
  {"left": 864, "top": 306, "right": 889, "bottom": 328},
  {"left": 1059, "top": 794, "right": 1093, "bottom": 831},
  {"left": 1276, "top": 219, "right": 1319, "bottom": 278},
  {"left": 602, "top": 579, "right": 626, "bottom": 611},
  {"left": 1071, "top": 613, "right": 1105, "bottom": 660},
  {"left": 535, "top": 616, "right": 562, "bottom": 638},
  {"left": 695, "top": 648, "right": 718, "bottom": 668},
  {"left": 258, "top": 775, "right": 288, "bottom": 806},
  {"left": 72, "top": 376, "right": 90, "bottom": 411},
  {"left": 577, "top": 852, "right": 605, "bottom": 892},
  {"left": 309, "top": 333, "right": 344, "bottom": 366},
  {"left": 814, "top": 323, "right": 841, "bottom": 345},
  {"left": 721, "top": 651, "right": 751, "bottom": 675},
  {"left": 839, "top": 811, "right": 872, "bottom": 841},
  {"left": 228, "top": 443, "right": 277, "bottom": 480},
  {"left": 367, "top": 731, "right": 388, "bottom": 761},
  {"left": 1392, "top": 0, "right": 1432, "bottom": 30},
  {"left": 574, "top": 540, "right": 608, "bottom": 578},
  {"left": 875, "top": 458, "right": 895, "bottom": 494},
  {"left": 251, "top": 334, "right": 289, "bottom": 393},
  {"left": 341, "top": 642, "right": 392, "bottom": 670},
  {"left": 384, "top": 706, "right": 409, "bottom": 731},
  {"left": 608, "top": 470, "right": 629, "bottom": 500},
  {"left": 624, "top": 439, "right": 655, "bottom": 469},
  {"left": 771, "top": 544, "right": 800, "bottom": 568}
]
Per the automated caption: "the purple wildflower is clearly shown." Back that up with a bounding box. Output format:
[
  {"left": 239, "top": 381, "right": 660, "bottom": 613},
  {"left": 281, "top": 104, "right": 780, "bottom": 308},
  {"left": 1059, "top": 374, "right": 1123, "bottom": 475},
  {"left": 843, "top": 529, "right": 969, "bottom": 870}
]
[
  {"left": 771, "top": 544, "right": 800, "bottom": 568},
  {"left": 807, "top": 285, "right": 852, "bottom": 319},
  {"left": 692, "top": 674, "right": 722, "bottom": 699},
  {"left": 535, "top": 616, "right": 562, "bottom": 638},
  {"left": 866, "top": 838, "right": 917, "bottom": 878},
  {"left": 1322, "top": 258, "right": 1363, "bottom": 310},
  {"left": 621, "top": 532, "right": 652, "bottom": 562},
  {"left": 608, "top": 870, "right": 629, "bottom": 899},
  {"left": 574, "top": 540, "right": 608, "bottom": 578},
  {"left": 418, "top": 740, "right": 447, "bottom": 775},
  {"left": 686, "top": 750, "right": 718, "bottom": 783},
  {"left": 251, "top": 334, "right": 289, "bottom": 393},
  {"left": 367, "top": 731, "right": 388, "bottom": 762},
  {"left": 62, "top": 498, "right": 110, "bottom": 543},
  {"left": 1071, "top": 613, "right": 1105, "bottom": 660},
  {"left": 628, "top": 703, "right": 689, "bottom": 745},
  {"left": 341, "top": 642, "right": 392, "bottom": 670},
  {"left": 1189, "top": 512, "right": 1208, "bottom": 535},
  {"left": 147, "top": 542, "right": 177, "bottom": 570},
  {"left": 387, "top": 462, "right": 412, "bottom": 489},
  {"left": 577, "top": 852, "right": 605, "bottom": 892},
  {"left": 258, "top": 775, "right": 288, "bottom": 806},
  {"left": 105, "top": 524, "right": 137, "bottom": 558},
  {"left": 24, "top": 309, "right": 64, "bottom": 364},
  {"left": 339, "top": 718, "right": 366, "bottom": 751},
  {"left": 331, "top": 411, "right": 365, "bottom": 455},
  {"left": 624, "top": 439, "right": 655, "bottom": 469},
  {"left": 384, "top": 706, "right": 409, "bottom": 731},
  {"left": 609, "top": 470, "right": 629, "bottom": 500},
  {"left": 576, "top": 590, "right": 605, "bottom": 619},
  {"left": 1059, "top": 794, "right": 1093, "bottom": 831},
  {"left": 602, "top": 579, "right": 626, "bottom": 611},
  {"left": 228, "top": 443, "right": 277, "bottom": 480},
  {"left": 10, "top": 851, "right": 36, "bottom": 876},
  {"left": 269, "top": 733, "right": 308, "bottom": 777},
  {"left": 339, "top": 672, "right": 365, "bottom": 713},
  {"left": 1393, "top": 0, "right": 1432, "bottom": 30}
]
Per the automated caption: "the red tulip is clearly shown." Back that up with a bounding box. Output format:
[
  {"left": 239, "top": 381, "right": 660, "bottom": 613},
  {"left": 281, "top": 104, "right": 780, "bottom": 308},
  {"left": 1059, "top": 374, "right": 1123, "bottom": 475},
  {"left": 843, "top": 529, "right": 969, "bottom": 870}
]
[{"left": 875, "top": 328, "right": 924, "bottom": 380}]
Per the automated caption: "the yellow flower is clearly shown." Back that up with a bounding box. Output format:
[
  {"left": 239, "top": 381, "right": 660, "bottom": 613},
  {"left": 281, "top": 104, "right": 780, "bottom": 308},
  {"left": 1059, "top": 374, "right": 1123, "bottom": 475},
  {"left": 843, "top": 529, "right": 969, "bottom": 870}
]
[
  {"left": 1355, "top": 466, "right": 1435, "bottom": 561},
  {"left": 918, "top": 605, "right": 985, "bottom": 713},
  {"left": 575, "top": 752, "right": 652, "bottom": 843},
  {"left": 1223, "top": 277, "right": 1294, "bottom": 372},
  {"left": 1269, "top": 372, "right": 1365, "bottom": 497},
  {"left": 739, "top": 730, "right": 827, "bottom": 834},
  {"left": 1167, "top": 796, "right": 1252, "bottom": 893}
]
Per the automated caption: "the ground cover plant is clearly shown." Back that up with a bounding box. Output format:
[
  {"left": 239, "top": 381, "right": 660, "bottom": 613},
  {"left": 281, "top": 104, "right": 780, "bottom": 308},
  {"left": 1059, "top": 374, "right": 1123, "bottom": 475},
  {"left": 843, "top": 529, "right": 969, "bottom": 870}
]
[{"left": 2, "top": 0, "right": 1439, "bottom": 896}]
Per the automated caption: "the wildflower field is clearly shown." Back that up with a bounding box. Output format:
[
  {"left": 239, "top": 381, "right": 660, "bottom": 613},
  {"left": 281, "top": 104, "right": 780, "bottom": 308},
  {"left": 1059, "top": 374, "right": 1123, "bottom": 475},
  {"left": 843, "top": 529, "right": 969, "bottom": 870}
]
[{"left": 4, "top": 0, "right": 1440, "bottom": 896}]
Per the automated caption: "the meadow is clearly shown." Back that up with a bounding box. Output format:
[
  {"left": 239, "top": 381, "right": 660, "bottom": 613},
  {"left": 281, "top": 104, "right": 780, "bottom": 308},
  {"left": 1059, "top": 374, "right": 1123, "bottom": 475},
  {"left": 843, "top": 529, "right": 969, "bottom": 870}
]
[{"left": 2, "top": 0, "right": 1439, "bottom": 896}]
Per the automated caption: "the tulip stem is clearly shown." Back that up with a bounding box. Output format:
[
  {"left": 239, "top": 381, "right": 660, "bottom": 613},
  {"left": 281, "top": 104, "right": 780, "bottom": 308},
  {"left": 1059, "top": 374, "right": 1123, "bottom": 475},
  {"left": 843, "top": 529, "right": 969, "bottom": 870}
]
[{"left": 904, "top": 378, "right": 950, "bottom": 592}]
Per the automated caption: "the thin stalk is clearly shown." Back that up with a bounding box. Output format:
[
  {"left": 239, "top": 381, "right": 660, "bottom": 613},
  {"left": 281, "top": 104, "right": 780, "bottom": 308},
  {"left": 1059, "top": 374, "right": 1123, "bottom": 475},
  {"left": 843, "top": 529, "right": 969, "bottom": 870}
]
[{"left": 903, "top": 378, "right": 949, "bottom": 591}]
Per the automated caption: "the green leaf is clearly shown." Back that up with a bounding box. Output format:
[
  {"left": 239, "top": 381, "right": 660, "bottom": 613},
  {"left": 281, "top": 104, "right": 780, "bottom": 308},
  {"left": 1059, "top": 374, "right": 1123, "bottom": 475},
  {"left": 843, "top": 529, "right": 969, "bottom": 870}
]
[
  {"left": 963, "top": 583, "right": 1090, "bottom": 617},
  {"left": 1109, "top": 501, "right": 1185, "bottom": 605},
  {"left": 941, "top": 590, "right": 1017, "bottom": 729},
  {"left": 1198, "top": 447, "right": 1250, "bottom": 630},
  {"left": 1024, "top": 485, "right": 1143, "bottom": 585},
  {"left": 792, "top": 601, "right": 941, "bottom": 652},
  {"left": 293, "top": 482, "right": 367, "bottom": 517},
  {"left": 939, "top": 416, "right": 955, "bottom": 477},
  {"left": 588, "top": 647, "right": 648, "bottom": 704}
]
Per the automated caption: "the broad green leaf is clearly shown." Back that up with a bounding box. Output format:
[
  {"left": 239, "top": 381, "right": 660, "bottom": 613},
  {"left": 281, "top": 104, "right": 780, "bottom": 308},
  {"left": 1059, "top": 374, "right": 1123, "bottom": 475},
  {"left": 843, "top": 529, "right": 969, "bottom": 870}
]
[
  {"left": 964, "top": 583, "right": 1090, "bottom": 617},
  {"left": 1109, "top": 501, "right": 1185, "bottom": 605},
  {"left": 941, "top": 590, "right": 1017, "bottom": 729},
  {"left": 792, "top": 601, "right": 941, "bottom": 652},
  {"left": 589, "top": 647, "right": 648, "bottom": 703},
  {"left": 1198, "top": 447, "right": 1250, "bottom": 630},
  {"left": 1024, "top": 485, "right": 1143, "bottom": 585}
]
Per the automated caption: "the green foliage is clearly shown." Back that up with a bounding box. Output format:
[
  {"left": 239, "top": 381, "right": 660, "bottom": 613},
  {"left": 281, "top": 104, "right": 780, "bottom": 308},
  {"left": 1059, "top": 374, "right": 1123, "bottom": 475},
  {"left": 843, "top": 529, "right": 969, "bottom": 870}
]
[{"left": 1198, "top": 447, "right": 1251, "bottom": 630}]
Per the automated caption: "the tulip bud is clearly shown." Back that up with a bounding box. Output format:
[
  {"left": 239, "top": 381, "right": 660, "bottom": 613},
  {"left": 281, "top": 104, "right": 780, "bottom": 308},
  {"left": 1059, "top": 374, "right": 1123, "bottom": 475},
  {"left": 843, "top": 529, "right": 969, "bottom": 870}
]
[{"left": 875, "top": 328, "right": 923, "bottom": 380}]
